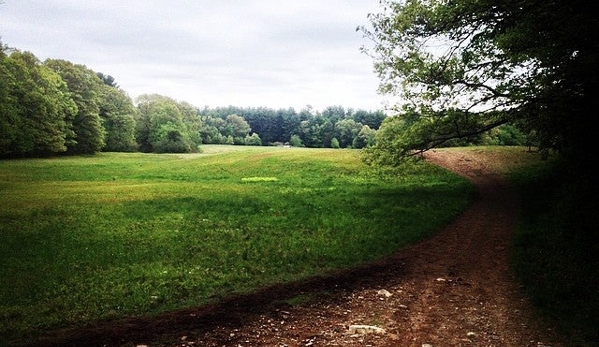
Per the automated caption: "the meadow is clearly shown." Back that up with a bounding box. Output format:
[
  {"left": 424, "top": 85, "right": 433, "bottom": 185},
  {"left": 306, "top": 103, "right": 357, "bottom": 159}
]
[{"left": 0, "top": 145, "right": 474, "bottom": 344}]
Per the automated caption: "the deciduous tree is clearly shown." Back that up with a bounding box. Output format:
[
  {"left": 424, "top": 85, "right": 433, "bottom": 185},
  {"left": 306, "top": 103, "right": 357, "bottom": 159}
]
[
  {"left": 360, "top": 0, "right": 598, "bottom": 168},
  {"left": 45, "top": 59, "right": 105, "bottom": 154},
  {"left": 0, "top": 50, "right": 76, "bottom": 156},
  {"left": 224, "top": 114, "right": 251, "bottom": 139},
  {"left": 98, "top": 85, "right": 137, "bottom": 152},
  {"left": 135, "top": 94, "right": 196, "bottom": 153},
  {"left": 353, "top": 125, "right": 377, "bottom": 149},
  {"left": 334, "top": 118, "right": 363, "bottom": 148}
]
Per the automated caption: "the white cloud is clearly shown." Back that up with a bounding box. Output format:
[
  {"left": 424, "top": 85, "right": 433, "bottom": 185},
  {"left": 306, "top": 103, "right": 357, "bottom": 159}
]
[{"left": 0, "top": 0, "right": 388, "bottom": 111}]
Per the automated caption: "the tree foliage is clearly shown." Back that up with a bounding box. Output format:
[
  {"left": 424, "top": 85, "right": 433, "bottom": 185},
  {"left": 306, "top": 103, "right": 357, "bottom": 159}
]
[
  {"left": 45, "top": 59, "right": 106, "bottom": 154},
  {"left": 353, "top": 125, "right": 377, "bottom": 149},
  {"left": 99, "top": 86, "right": 137, "bottom": 152},
  {"left": 2, "top": 38, "right": 533, "bottom": 158},
  {"left": 135, "top": 94, "right": 199, "bottom": 153},
  {"left": 199, "top": 106, "right": 386, "bottom": 148},
  {"left": 360, "top": 0, "right": 598, "bottom": 168},
  {"left": 96, "top": 72, "right": 119, "bottom": 88},
  {"left": 0, "top": 45, "right": 138, "bottom": 157},
  {"left": 0, "top": 49, "right": 76, "bottom": 157},
  {"left": 334, "top": 119, "right": 363, "bottom": 148}
]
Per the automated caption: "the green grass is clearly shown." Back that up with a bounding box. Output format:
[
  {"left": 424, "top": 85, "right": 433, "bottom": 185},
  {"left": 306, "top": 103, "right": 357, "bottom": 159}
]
[{"left": 0, "top": 145, "right": 474, "bottom": 345}]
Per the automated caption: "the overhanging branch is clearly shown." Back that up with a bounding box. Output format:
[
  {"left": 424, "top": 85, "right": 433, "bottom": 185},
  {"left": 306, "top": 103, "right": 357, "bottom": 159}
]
[{"left": 409, "top": 118, "right": 509, "bottom": 156}]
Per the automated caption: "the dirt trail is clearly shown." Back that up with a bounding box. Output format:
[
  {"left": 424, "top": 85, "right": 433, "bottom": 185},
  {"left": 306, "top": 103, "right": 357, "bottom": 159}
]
[{"left": 32, "top": 149, "right": 567, "bottom": 347}]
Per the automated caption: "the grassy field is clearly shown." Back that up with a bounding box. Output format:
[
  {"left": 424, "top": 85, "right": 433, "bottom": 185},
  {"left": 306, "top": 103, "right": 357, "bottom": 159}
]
[{"left": 0, "top": 145, "right": 474, "bottom": 344}]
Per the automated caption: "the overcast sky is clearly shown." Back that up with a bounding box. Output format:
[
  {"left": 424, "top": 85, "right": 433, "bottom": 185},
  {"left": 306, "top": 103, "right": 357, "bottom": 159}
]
[{"left": 0, "top": 0, "right": 391, "bottom": 112}]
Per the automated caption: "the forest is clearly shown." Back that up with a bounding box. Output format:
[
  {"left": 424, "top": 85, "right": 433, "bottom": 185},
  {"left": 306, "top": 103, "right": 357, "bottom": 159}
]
[{"left": 0, "top": 42, "right": 530, "bottom": 158}]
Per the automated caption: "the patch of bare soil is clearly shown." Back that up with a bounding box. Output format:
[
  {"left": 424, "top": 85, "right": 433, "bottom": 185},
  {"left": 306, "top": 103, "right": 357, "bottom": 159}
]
[{"left": 30, "top": 149, "right": 568, "bottom": 347}]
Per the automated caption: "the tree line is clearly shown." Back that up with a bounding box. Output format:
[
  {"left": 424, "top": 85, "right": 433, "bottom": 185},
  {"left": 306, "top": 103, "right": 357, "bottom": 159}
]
[
  {"left": 0, "top": 43, "right": 389, "bottom": 157},
  {"left": 198, "top": 105, "right": 387, "bottom": 148},
  {"left": 1, "top": 42, "right": 531, "bottom": 158}
]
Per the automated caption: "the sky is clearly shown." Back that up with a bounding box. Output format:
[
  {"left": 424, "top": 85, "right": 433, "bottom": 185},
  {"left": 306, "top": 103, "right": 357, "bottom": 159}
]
[{"left": 0, "top": 0, "right": 391, "bottom": 112}]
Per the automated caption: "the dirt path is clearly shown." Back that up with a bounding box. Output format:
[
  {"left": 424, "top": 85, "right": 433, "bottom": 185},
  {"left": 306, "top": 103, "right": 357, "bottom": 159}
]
[{"left": 34, "top": 149, "right": 567, "bottom": 347}]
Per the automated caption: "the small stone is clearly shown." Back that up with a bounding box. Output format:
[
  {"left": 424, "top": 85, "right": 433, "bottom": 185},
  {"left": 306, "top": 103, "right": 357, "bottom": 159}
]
[
  {"left": 348, "top": 325, "right": 386, "bottom": 335},
  {"left": 467, "top": 332, "right": 477, "bottom": 337},
  {"left": 422, "top": 344, "right": 433, "bottom": 347},
  {"left": 377, "top": 289, "right": 393, "bottom": 297}
]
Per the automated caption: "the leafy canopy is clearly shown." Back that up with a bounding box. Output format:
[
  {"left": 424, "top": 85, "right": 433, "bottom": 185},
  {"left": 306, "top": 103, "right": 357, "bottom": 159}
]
[
  {"left": 0, "top": 49, "right": 77, "bottom": 156},
  {"left": 360, "top": 0, "right": 598, "bottom": 167}
]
